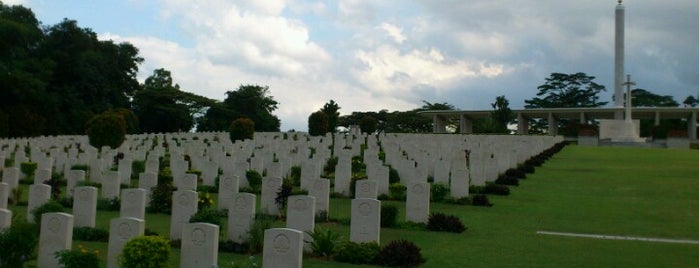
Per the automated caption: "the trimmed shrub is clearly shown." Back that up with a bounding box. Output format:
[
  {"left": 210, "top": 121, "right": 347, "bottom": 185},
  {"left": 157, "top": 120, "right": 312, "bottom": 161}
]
[
  {"left": 56, "top": 244, "right": 100, "bottom": 268},
  {"left": 229, "top": 117, "right": 255, "bottom": 142},
  {"left": 308, "top": 111, "right": 329, "bottom": 136},
  {"left": 73, "top": 227, "right": 110, "bottom": 242},
  {"left": 148, "top": 182, "right": 175, "bottom": 214},
  {"left": 246, "top": 170, "right": 263, "bottom": 192},
  {"left": 519, "top": 164, "right": 535, "bottom": 174},
  {"left": 0, "top": 222, "right": 39, "bottom": 268},
  {"left": 20, "top": 162, "right": 37, "bottom": 178},
  {"left": 381, "top": 204, "right": 399, "bottom": 228},
  {"left": 307, "top": 227, "right": 342, "bottom": 257},
  {"left": 334, "top": 241, "right": 381, "bottom": 265},
  {"left": 427, "top": 212, "right": 466, "bottom": 233},
  {"left": 32, "top": 200, "right": 65, "bottom": 224},
  {"left": 472, "top": 194, "right": 493, "bottom": 207},
  {"left": 375, "top": 239, "right": 425, "bottom": 267},
  {"left": 197, "top": 191, "right": 214, "bottom": 210},
  {"left": 86, "top": 112, "right": 127, "bottom": 150},
  {"left": 388, "top": 183, "right": 406, "bottom": 200},
  {"left": 218, "top": 240, "right": 249, "bottom": 253},
  {"left": 275, "top": 179, "right": 293, "bottom": 217},
  {"left": 189, "top": 208, "right": 222, "bottom": 226},
  {"left": 430, "top": 182, "right": 449, "bottom": 202},
  {"left": 484, "top": 183, "right": 510, "bottom": 195},
  {"left": 97, "top": 197, "right": 121, "bottom": 211},
  {"left": 495, "top": 175, "right": 519, "bottom": 186},
  {"left": 388, "top": 166, "right": 400, "bottom": 184},
  {"left": 289, "top": 166, "right": 301, "bottom": 186},
  {"left": 506, "top": 168, "right": 526, "bottom": 179},
  {"left": 351, "top": 156, "right": 365, "bottom": 173},
  {"left": 119, "top": 235, "right": 171, "bottom": 268},
  {"left": 323, "top": 157, "right": 338, "bottom": 176}
]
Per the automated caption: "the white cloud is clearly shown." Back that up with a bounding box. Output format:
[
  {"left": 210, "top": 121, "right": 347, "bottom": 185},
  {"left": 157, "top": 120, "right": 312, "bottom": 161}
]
[
  {"left": 2, "top": 0, "right": 25, "bottom": 5},
  {"left": 379, "top": 22, "right": 406, "bottom": 44}
]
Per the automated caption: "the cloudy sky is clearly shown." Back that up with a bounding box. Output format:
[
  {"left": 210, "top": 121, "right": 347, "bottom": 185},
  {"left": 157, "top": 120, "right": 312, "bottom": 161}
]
[{"left": 6, "top": 0, "right": 699, "bottom": 131}]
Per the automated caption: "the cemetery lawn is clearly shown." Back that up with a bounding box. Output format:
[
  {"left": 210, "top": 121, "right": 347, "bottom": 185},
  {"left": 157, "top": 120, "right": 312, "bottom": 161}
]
[{"left": 9, "top": 145, "right": 699, "bottom": 267}]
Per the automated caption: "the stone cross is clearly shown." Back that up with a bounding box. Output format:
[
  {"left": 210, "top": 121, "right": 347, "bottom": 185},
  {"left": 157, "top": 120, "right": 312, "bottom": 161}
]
[{"left": 622, "top": 74, "right": 636, "bottom": 121}]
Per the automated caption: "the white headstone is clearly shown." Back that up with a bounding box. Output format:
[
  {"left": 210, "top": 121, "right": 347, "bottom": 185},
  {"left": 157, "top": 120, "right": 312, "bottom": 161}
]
[
  {"left": 72, "top": 186, "right": 98, "bottom": 228},
  {"left": 307, "top": 178, "right": 329, "bottom": 218},
  {"left": 101, "top": 170, "right": 121, "bottom": 199},
  {"left": 170, "top": 190, "right": 198, "bottom": 240},
  {"left": 0, "top": 182, "right": 8, "bottom": 209},
  {"left": 227, "top": 192, "right": 256, "bottom": 243},
  {"left": 180, "top": 222, "right": 219, "bottom": 268},
  {"left": 107, "top": 217, "right": 145, "bottom": 268},
  {"left": 34, "top": 168, "right": 51, "bottom": 184},
  {"left": 350, "top": 198, "right": 380, "bottom": 243},
  {"left": 261, "top": 177, "right": 283, "bottom": 216},
  {"left": 38, "top": 212, "right": 73, "bottom": 268},
  {"left": 65, "top": 169, "right": 86, "bottom": 197},
  {"left": 1, "top": 167, "right": 19, "bottom": 190},
  {"left": 117, "top": 158, "right": 133, "bottom": 184},
  {"left": 27, "top": 183, "right": 51, "bottom": 223},
  {"left": 333, "top": 161, "right": 351, "bottom": 196},
  {"left": 217, "top": 175, "right": 239, "bottom": 210},
  {"left": 406, "top": 182, "right": 430, "bottom": 223},
  {"left": 138, "top": 172, "right": 157, "bottom": 206},
  {"left": 450, "top": 167, "right": 470, "bottom": 199},
  {"left": 120, "top": 188, "right": 146, "bottom": 220},
  {"left": 0, "top": 208, "right": 11, "bottom": 230},
  {"left": 354, "top": 180, "right": 378, "bottom": 199},
  {"left": 262, "top": 228, "right": 304, "bottom": 268}
]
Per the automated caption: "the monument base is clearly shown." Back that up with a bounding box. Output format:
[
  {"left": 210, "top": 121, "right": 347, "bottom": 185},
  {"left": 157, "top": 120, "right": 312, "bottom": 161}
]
[{"left": 599, "top": 119, "right": 645, "bottom": 143}]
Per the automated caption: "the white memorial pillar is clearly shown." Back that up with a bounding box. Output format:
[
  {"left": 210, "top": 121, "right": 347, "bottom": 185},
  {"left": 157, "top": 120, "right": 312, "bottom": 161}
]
[
  {"left": 517, "top": 113, "right": 529, "bottom": 134},
  {"left": 614, "top": 0, "right": 626, "bottom": 119},
  {"left": 459, "top": 114, "right": 473, "bottom": 134},
  {"left": 689, "top": 111, "right": 697, "bottom": 140}
]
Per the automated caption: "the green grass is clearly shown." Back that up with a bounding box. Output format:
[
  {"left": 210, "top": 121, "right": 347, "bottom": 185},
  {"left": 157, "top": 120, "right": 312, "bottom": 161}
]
[{"left": 6, "top": 145, "right": 699, "bottom": 267}]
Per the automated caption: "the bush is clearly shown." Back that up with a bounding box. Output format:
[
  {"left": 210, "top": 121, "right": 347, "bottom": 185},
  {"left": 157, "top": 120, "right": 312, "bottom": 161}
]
[
  {"left": 119, "top": 235, "right": 171, "bottom": 268},
  {"left": 519, "top": 164, "right": 535, "bottom": 174},
  {"left": 427, "top": 212, "right": 466, "bottom": 233},
  {"left": 32, "top": 200, "right": 65, "bottom": 224},
  {"left": 307, "top": 227, "right": 342, "bottom": 257},
  {"left": 506, "top": 168, "right": 526, "bottom": 179},
  {"left": 71, "top": 164, "right": 90, "bottom": 171},
  {"left": 230, "top": 117, "right": 255, "bottom": 142},
  {"left": 20, "top": 162, "right": 37, "bottom": 178},
  {"left": 495, "top": 175, "right": 519, "bottom": 186},
  {"left": 73, "top": 227, "right": 110, "bottom": 242},
  {"left": 472, "top": 194, "right": 493, "bottom": 207},
  {"left": 56, "top": 244, "right": 100, "bottom": 268},
  {"left": 388, "top": 166, "right": 400, "bottom": 184},
  {"left": 381, "top": 204, "right": 399, "bottom": 228},
  {"left": 86, "top": 111, "right": 127, "bottom": 149},
  {"left": 248, "top": 216, "right": 274, "bottom": 253},
  {"left": 218, "top": 240, "right": 249, "bottom": 253},
  {"left": 0, "top": 222, "right": 39, "bottom": 268},
  {"left": 388, "top": 183, "right": 406, "bottom": 200},
  {"left": 189, "top": 208, "right": 222, "bottom": 226},
  {"left": 375, "top": 239, "right": 425, "bottom": 267},
  {"left": 246, "top": 170, "right": 263, "bottom": 192},
  {"left": 334, "top": 241, "right": 381, "bottom": 265},
  {"left": 351, "top": 156, "right": 365, "bottom": 173},
  {"left": 196, "top": 185, "right": 217, "bottom": 193},
  {"left": 484, "top": 183, "right": 510, "bottom": 195},
  {"left": 132, "top": 160, "right": 146, "bottom": 180},
  {"left": 430, "top": 183, "right": 449, "bottom": 202},
  {"left": 308, "top": 111, "right": 329, "bottom": 136},
  {"left": 275, "top": 180, "right": 293, "bottom": 217},
  {"left": 323, "top": 157, "right": 338, "bottom": 177},
  {"left": 97, "top": 197, "right": 121, "bottom": 211},
  {"left": 148, "top": 182, "right": 176, "bottom": 214},
  {"left": 197, "top": 191, "right": 214, "bottom": 210},
  {"left": 289, "top": 166, "right": 301, "bottom": 186}
]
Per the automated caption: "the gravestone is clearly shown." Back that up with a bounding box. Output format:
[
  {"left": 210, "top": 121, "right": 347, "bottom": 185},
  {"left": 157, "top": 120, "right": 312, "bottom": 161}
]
[
  {"left": 120, "top": 188, "right": 146, "bottom": 220},
  {"left": 354, "top": 180, "right": 378, "bottom": 199},
  {"left": 170, "top": 190, "right": 198, "bottom": 240},
  {"left": 406, "top": 182, "right": 430, "bottom": 223},
  {"left": 433, "top": 160, "right": 450, "bottom": 184},
  {"left": 38, "top": 212, "right": 73, "bottom": 268},
  {"left": 0, "top": 182, "right": 8, "bottom": 209},
  {"left": 228, "top": 192, "right": 256, "bottom": 243},
  {"left": 89, "top": 157, "right": 103, "bottom": 183},
  {"left": 27, "top": 183, "right": 51, "bottom": 223},
  {"left": 34, "top": 168, "right": 51, "bottom": 184},
  {"left": 307, "top": 178, "right": 329, "bottom": 218},
  {"left": 233, "top": 161, "right": 249, "bottom": 188},
  {"left": 177, "top": 173, "right": 198, "bottom": 191},
  {"left": 260, "top": 177, "right": 283, "bottom": 216},
  {"left": 266, "top": 161, "right": 282, "bottom": 178},
  {"left": 101, "top": 170, "right": 121, "bottom": 199},
  {"left": 286, "top": 195, "right": 315, "bottom": 251},
  {"left": 262, "top": 228, "right": 304, "bottom": 268},
  {"left": 350, "top": 198, "right": 380, "bottom": 243},
  {"left": 138, "top": 172, "right": 157, "bottom": 206},
  {"left": 367, "top": 165, "right": 389, "bottom": 195},
  {"left": 117, "top": 158, "right": 133, "bottom": 184},
  {"left": 217, "top": 175, "right": 239, "bottom": 210},
  {"left": 1, "top": 167, "right": 19, "bottom": 190},
  {"left": 333, "top": 161, "right": 351, "bottom": 196},
  {"left": 200, "top": 160, "right": 218, "bottom": 186},
  {"left": 180, "top": 222, "right": 219, "bottom": 268},
  {"left": 107, "top": 217, "right": 145, "bottom": 268},
  {"left": 0, "top": 208, "right": 11, "bottom": 230},
  {"left": 65, "top": 169, "right": 86, "bottom": 197},
  {"left": 450, "top": 167, "right": 470, "bottom": 199},
  {"left": 72, "top": 186, "right": 98, "bottom": 227},
  {"left": 145, "top": 158, "right": 159, "bottom": 174}
]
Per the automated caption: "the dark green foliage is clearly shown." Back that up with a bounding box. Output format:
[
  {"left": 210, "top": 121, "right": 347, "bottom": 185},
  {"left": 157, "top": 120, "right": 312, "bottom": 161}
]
[
  {"left": 72, "top": 227, "right": 109, "bottom": 242},
  {"left": 132, "top": 160, "right": 146, "bottom": 179},
  {"left": 86, "top": 111, "right": 126, "bottom": 149},
  {"left": 246, "top": 170, "right": 263, "bottom": 192},
  {"left": 97, "top": 197, "right": 120, "bottom": 211},
  {"left": 351, "top": 156, "right": 365, "bottom": 173},
  {"left": 111, "top": 108, "right": 140, "bottom": 134},
  {"left": 71, "top": 164, "right": 89, "bottom": 171},
  {"left": 32, "top": 200, "right": 64, "bottom": 224},
  {"left": 471, "top": 183, "right": 511, "bottom": 196},
  {"left": 45, "top": 173, "right": 63, "bottom": 200},
  {"left": 119, "top": 235, "right": 171, "bottom": 268},
  {"left": 307, "top": 227, "right": 342, "bottom": 257},
  {"left": 495, "top": 175, "right": 519, "bottom": 186},
  {"left": 230, "top": 117, "right": 255, "bottom": 142},
  {"left": 323, "top": 157, "right": 338, "bottom": 176},
  {"left": 381, "top": 204, "right": 399, "bottom": 228},
  {"left": 389, "top": 183, "right": 407, "bottom": 200},
  {"left": 506, "top": 168, "right": 526, "bottom": 179},
  {"left": 189, "top": 208, "right": 222, "bottom": 226},
  {"left": 222, "top": 85, "right": 280, "bottom": 132},
  {"left": 0, "top": 222, "right": 39, "bottom": 268},
  {"left": 56, "top": 245, "right": 100, "bottom": 268},
  {"left": 359, "top": 115, "right": 378, "bottom": 134},
  {"left": 388, "top": 166, "right": 400, "bottom": 184},
  {"left": 519, "top": 164, "right": 535, "bottom": 174},
  {"left": 334, "top": 241, "right": 381, "bottom": 265},
  {"left": 148, "top": 182, "right": 175, "bottom": 214},
  {"left": 308, "top": 110, "right": 329, "bottom": 136},
  {"left": 430, "top": 182, "right": 449, "bottom": 202},
  {"left": 275, "top": 179, "right": 293, "bottom": 216},
  {"left": 375, "top": 240, "right": 425, "bottom": 267},
  {"left": 427, "top": 212, "right": 466, "bottom": 233},
  {"left": 20, "top": 162, "right": 37, "bottom": 177},
  {"left": 196, "top": 185, "right": 217, "bottom": 193},
  {"left": 289, "top": 166, "right": 301, "bottom": 186},
  {"left": 472, "top": 194, "right": 493, "bottom": 207},
  {"left": 249, "top": 216, "right": 274, "bottom": 253},
  {"left": 218, "top": 240, "right": 249, "bottom": 253}
]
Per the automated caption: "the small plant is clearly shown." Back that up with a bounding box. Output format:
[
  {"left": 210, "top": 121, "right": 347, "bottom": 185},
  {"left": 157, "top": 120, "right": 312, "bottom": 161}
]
[
  {"left": 119, "top": 235, "right": 171, "bottom": 268},
  {"left": 351, "top": 156, "right": 365, "bottom": 173},
  {"left": 289, "top": 166, "right": 301, "bottom": 186},
  {"left": 56, "top": 244, "right": 100, "bottom": 268},
  {"left": 484, "top": 184, "right": 510, "bottom": 195},
  {"left": 0, "top": 222, "right": 39, "bottom": 268},
  {"left": 189, "top": 208, "right": 222, "bottom": 226},
  {"left": 32, "top": 200, "right": 65, "bottom": 224},
  {"left": 388, "top": 183, "right": 407, "bottom": 200},
  {"left": 388, "top": 166, "right": 401, "bottom": 184},
  {"left": 472, "top": 194, "right": 493, "bottom": 207},
  {"left": 219, "top": 240, "right": 249, "bottom": 254},
  {"left": 44, "top": 173, "right": 64, "bottom": 200},
  {"left": 381, "top": 204, "right": 399, "bottom": 228},
  {"left": 71, "top": 164, "right": 89, "bottom": 172},
  {"left": 10, "top": 187, "right": 23, "bottom": 205},
  {"left": 73, "top": 227, "right": 110, "bottom": 242},
  {"left": 246, "top": 170, "right": 263, "bottom": 192},
  {"left": 505, "top": 168, "right": 526, "bottom": 179},
  {"left": 427, "top": 212, "right": 466, "bottom": 233},
  {"left": 495, "top": 175, "right": 519, "bottom": 186},
  {"left": 148, "top": 182, "right": 176, "bottom": 214},
  {"left": 430, "top": 182, "right": 449, "bottom": 202},
  {"left": 274, "top": 180, "right": 293, "bottom": 217},
  {"left": 197, "top": 191, "right": 214, "bottom": 210},
  {"left": 375, "top": 239, "right": 425, "bottom": 267},
  {"left": 323, "top": 157, "right": 338, "bottom": 177},
  {"left": 97, "top": 197, "right": 121, "bottom": 211},
  {"left": 20, "top": 162, "right": 37, "bottom": 178},
  {"left": 334, "top": 241, "right": 381, "bottom": 265},
  {"left": 307, "top": 227, "right": 342, "bottom": 257},
  {"left": 248, "top": 216, "right": 274, "bottom": 253}
]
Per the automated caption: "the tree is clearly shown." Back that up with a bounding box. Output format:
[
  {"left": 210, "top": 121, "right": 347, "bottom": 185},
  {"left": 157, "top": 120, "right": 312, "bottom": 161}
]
[
  {"left": 525, "top": 72, "right": 607, "bottom": 135},
  {"left": 217, "top": 85, "right": 280, "bottom": 132},
  {"left": 320, "top": 100, "right": 340, "bottom": 133},
  {"left": 359, "top": 115, "right": 378, "bottom": 134},
  {"left": 86, "top": 111, "right": 126, "bottom": 150},
  {"left": 229, "top": 117, "right": 255, "bottom": 142},
  {"left": 490, "top": 96, "right": 513, "bottom": 133},
  {"left": 308, "top": 111, "right": 329, "bottom": 136},
  {"left": 683, "top": 95, "right": 697, "bottom": 107},
  {"left": 631, "top": 89, "right": 678, "bottom": 107}
]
